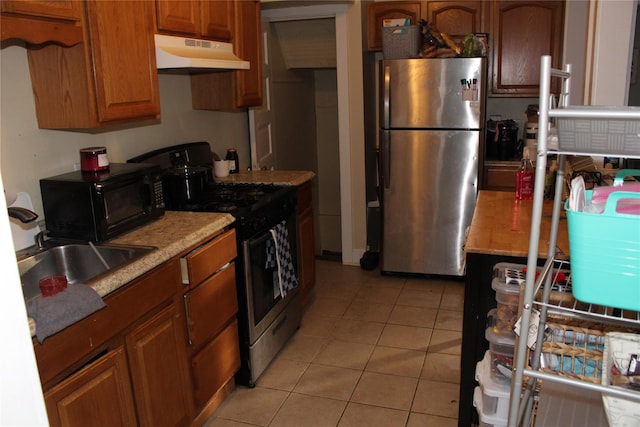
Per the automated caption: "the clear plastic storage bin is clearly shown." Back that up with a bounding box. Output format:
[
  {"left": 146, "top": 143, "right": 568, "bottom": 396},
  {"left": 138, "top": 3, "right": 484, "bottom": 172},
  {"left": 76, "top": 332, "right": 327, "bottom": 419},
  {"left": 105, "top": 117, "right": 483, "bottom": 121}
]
[
  {"left": 485, "top": 324, "right": 516, "bottom": 385},
  {"left": 475, "top": 350, "right": 511, "bottom": 421},
  {"left": 492, "top": 263, "right": 525, "bottom": 333},
  {"left": 473, "top": 387, "right": 507, "bottom": 427}
]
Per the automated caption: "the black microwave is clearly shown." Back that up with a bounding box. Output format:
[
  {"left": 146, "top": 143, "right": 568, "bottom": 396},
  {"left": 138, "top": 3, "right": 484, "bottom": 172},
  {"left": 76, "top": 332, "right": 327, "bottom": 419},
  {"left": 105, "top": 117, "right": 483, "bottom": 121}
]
[{"left": 40, "top": 163, "right": 165, "bottom": 242}]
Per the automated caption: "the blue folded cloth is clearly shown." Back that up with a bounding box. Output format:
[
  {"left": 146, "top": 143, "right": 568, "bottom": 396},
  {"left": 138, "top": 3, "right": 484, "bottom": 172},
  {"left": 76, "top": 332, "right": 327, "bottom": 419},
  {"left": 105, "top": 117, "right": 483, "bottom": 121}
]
[{"left": 26, "top": 284, "right": 106, "bottom": 343}]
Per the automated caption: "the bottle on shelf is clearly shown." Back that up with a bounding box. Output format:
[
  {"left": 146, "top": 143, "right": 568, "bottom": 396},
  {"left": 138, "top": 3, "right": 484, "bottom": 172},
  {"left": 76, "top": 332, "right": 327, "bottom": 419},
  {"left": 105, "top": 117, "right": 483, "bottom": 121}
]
[
  {"left": 516, "top": 147, "right": 534, "bottom": 200},
  {"left": 226, "top": 148, "right": 239, "bottom": 174}
]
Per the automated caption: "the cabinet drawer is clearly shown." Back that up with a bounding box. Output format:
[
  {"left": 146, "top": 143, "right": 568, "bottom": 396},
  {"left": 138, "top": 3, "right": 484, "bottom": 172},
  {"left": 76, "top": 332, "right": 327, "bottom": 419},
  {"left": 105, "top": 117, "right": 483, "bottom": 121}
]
[
  {"left": 181, "top": 229, "right": 237, "bottom": 285},
  {"left": 186, "top": 263, "right": 238, "bottom": 348},
  {"left": 483, "top": 164, "right": 518, "bottom": 191},
  {"left": 191, "top": 319, "right": 240, "bottom": 409}
]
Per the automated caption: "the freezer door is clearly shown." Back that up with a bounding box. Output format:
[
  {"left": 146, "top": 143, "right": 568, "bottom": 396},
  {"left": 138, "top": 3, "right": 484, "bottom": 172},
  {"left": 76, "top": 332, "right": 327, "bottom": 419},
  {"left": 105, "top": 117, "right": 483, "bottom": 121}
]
[
  {"left": 380, "top": 57, "right": 486, "bottom": 130},
  {"left": 380, "top": 129, "right": 478, "bottom": 276}
]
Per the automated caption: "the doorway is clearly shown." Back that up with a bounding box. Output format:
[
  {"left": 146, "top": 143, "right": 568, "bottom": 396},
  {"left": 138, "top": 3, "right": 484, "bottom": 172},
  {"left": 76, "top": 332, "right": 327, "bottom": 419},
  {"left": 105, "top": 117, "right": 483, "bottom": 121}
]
[{"left": 259, "top": 15, "right": 342, "bottom": 259}]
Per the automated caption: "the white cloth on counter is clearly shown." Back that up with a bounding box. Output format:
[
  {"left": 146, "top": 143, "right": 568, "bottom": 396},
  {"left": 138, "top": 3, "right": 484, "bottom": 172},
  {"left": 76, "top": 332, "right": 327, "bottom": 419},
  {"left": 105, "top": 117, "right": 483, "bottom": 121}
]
[{"left": 265, "top": 220, "right": 298, "bottom": 298}]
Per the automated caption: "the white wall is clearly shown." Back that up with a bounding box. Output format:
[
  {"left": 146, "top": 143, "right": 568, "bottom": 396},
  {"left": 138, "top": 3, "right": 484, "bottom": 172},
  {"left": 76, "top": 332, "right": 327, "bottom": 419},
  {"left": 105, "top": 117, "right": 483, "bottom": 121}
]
[
  {"left": 585, "top": 0, "right": 637, "bottom": 105},
  {"left": 0, "top": 41, "right": 251, "bottom": 425},
  {"left": 0, "top": 44, "right": 251, "bottom": 217}
]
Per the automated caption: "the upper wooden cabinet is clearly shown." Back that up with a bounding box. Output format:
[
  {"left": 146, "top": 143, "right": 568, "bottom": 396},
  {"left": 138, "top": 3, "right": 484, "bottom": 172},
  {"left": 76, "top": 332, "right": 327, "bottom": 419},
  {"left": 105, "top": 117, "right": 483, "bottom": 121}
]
[
  {"left": 155, "top": 0, "right": 234, "bottom": 41},
  {"left": 489, "top": 1, "right": 564, "bottom": 96},
  {"left": 367, "top": 1, "right": 484, "bottom": 51},
  {"left": 426, "top": 1, "right": 484, "bottom": 36},
  {"left": 367, "top": 1, "right": 422, "bottom": 51},
  {"left": 191, "top": 0, "right": 262, "bottom": 110},
  {"left": 1, "top": 0, "right": 83, "bottom": 45},
  {"left": 26, "top": 0, "right": 160, "bottom": 129}
]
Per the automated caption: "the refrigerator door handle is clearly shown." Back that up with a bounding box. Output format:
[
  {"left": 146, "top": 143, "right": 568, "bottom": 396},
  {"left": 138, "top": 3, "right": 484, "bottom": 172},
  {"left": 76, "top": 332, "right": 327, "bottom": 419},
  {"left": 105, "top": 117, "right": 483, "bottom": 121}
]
[
  {"left": 382, "top": 65, "right": 391, "bottom": 129},
  {"left": 381, "top": 130, "right": 391, "bottom": 189}
]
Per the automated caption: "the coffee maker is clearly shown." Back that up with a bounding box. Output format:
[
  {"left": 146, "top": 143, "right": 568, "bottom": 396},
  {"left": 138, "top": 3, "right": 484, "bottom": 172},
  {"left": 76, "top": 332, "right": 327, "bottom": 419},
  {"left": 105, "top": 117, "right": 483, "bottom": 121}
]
[{"left": 486, "top": 118, "right": 519, "bottom": 161}]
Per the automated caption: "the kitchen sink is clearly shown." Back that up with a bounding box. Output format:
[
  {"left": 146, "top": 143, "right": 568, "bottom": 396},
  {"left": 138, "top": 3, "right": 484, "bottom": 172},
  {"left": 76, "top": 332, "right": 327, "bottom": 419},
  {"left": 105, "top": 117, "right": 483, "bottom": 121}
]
[{"left": 17, "top": 242, "right": 157, "bottom": 301}]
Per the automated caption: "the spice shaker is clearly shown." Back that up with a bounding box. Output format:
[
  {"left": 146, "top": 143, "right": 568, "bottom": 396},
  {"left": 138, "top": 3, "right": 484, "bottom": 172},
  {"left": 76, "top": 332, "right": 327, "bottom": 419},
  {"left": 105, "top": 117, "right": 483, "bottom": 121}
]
[{"left": 226, "top": 148, "right": 239, "bottom": 174}]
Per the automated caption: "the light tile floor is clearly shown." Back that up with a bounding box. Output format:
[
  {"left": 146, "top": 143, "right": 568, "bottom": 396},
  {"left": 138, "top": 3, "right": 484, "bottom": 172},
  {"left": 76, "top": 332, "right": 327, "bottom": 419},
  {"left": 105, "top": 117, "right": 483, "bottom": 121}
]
[{"left": 205, "top": 259, "right": 463, "bottom": 427}]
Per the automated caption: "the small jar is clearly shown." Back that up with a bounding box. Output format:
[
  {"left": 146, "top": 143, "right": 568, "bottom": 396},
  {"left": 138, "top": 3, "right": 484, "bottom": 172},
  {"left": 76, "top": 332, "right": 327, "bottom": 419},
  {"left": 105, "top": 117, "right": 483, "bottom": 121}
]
[
  {"left": 225, "top": 148, "right": 239, "bottom": 174},
  {"left": 80, "top": 147, "right": 109, "bottom": 172}
]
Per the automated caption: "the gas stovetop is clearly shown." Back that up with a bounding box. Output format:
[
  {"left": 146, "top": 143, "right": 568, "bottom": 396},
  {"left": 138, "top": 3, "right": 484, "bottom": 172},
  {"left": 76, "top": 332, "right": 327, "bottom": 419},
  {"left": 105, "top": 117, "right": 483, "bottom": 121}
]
[
  {"left": 128, "top": 142, "right": 298, "bottom": 239},
  {"left": 168, "top": 182, "right": 297, "bottom": 239},
  {"left": 171, "top": 182, "right": 293, "bottom": 215}
]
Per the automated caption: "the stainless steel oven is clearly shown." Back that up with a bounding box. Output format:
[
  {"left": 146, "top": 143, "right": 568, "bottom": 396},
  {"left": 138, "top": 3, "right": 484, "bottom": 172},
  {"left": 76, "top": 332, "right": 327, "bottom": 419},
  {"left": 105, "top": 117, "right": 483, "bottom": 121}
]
[
  {"left": 240, "top": 208, "right": 300, "bottom": 385},
  {"left": 128, "top": 142, "right": 302, "bottom": 387}
]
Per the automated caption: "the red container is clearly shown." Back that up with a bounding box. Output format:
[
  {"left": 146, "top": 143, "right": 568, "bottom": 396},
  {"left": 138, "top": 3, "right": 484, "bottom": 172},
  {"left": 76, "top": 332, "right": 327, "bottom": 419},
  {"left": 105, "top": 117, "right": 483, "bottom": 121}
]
[
  {"left": 39, "top": 275, "right": 68, "bottom": 297},
  {"left": 80, "top": 147, "right": 109, "bottom": 172}
]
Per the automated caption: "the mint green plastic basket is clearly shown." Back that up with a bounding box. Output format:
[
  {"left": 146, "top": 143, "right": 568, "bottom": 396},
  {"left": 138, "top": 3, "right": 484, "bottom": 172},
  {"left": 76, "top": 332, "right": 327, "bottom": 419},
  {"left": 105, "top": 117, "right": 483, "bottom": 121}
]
[{"left": 564, "top": 189, "right": 640, "bottom": 311}]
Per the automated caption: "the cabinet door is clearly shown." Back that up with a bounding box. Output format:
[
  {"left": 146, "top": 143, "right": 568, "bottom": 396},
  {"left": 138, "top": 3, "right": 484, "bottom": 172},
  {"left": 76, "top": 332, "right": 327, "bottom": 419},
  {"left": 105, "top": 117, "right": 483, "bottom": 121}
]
[
  {"left": 1, "top": 0, "right": 81, "bottom": 20},
  {"left": 490, "top": 1, "right": 564, "bottom": 96},
  {"left": 426, "top": 1, "right": 484, "bottom": 35},
  {"left": 126, "top": 304, "right": 193, "bottom": 427},
  {"left": 297, "top": 182, "right": 316, "bottom": 309},
  {"left": 85, "top": 0, "right": 160, "bottom": 123},
  {"left": 190, "top": 0, "right": 262, "bottom": 110},
  {"left": 233, "top": 0, "right": 262, "bottom": 107},
  {"left": 201, "top": 0, "right": 233, "bottom": 41},
  {"left": 44, "top": 347, "right": 137, "bottom": 427},
  {"left": 1, "top": 0, "right": 82, "bottom": 44},
  {"left": 367, "top": 1, "right": 422, "bottom": 51},
  {"left": 156, "top": 0, "right": 201, "bottom": 36}
]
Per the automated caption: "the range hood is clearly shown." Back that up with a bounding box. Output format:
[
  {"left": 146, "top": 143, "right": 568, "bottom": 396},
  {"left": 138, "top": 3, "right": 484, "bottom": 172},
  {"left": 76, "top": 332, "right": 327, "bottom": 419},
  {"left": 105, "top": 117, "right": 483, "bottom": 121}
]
[{"left": 154, "top": 34, "right": 250, "bottom": 71}]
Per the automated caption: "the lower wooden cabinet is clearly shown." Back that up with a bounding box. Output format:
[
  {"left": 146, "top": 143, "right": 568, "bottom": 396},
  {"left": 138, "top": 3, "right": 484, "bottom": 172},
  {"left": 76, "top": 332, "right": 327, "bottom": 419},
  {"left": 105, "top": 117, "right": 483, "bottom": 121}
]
[
  {"left": 191, "top": 319, "right": 240, "bottom": 409},
  {"left": 44, "top": 302, "right": 194, "bottom": 427},
  {"left": 44, "top": 347, "right": 137, "bottom": 427},
  {"left": 35, "top": 228, "right": 240, "bottom": 426},
  {"left": 180, "top": 229, "right": 240, "bottom": 414},
  {"left": 482, "top": 161, "right": 519, "bottom": 191},
  {"left": 126, "top": 304, "right": 193, "bottom": 427},
  {"left": 297, "top": 181, "right": 316, "bottom": 309}
]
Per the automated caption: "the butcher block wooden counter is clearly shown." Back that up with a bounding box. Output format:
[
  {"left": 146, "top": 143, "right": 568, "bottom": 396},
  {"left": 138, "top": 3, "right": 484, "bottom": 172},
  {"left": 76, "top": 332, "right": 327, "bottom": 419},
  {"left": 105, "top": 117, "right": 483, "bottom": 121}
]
[
  {"left": 465, "top": 190, "right": 570, "bottom": 258},
  {"left": 459, "top": 190, "right": 569, "bottom": 427}
]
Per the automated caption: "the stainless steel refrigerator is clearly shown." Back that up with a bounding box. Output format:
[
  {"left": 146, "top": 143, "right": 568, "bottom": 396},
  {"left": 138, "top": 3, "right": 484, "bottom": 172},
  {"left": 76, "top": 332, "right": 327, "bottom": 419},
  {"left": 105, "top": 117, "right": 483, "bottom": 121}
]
[{"left": 379, "top": 57, "right": 486, "bottom": 276}]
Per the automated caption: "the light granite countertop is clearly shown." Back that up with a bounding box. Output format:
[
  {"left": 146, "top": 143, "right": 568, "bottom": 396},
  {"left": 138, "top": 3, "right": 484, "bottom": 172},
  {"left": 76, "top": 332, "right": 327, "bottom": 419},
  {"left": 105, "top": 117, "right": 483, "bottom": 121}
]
[
  {"left": 28, "top": 210, "right": 235, "bottom": 335},
  {"left": 215, "top": 170, "right": 315, "bottom": 186}
]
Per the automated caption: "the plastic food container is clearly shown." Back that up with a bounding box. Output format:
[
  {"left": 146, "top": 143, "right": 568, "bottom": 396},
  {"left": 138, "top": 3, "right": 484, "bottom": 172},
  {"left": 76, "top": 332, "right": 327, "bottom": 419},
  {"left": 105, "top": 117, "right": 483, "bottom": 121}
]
[
  {"left": 473, "top": 387, "right": 507, "bottom": 427},
  {"left": 475, "top": 350, "right": 511, "bottom": 422},
  {"left": 491, "top": 263, "right": 524, "bottom": 332},
  {"left": 485, "top": 325, "right": 516, "bottom": 385}
]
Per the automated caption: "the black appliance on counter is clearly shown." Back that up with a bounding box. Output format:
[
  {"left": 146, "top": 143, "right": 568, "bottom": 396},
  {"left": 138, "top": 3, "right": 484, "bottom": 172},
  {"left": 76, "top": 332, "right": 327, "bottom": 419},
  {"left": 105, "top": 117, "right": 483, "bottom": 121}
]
[
  {"left": 40, "top": 163, "right": 165, "bottom": 242},
  {"left": 128, "top": 142, "right": 301, "bottom": 387}
]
